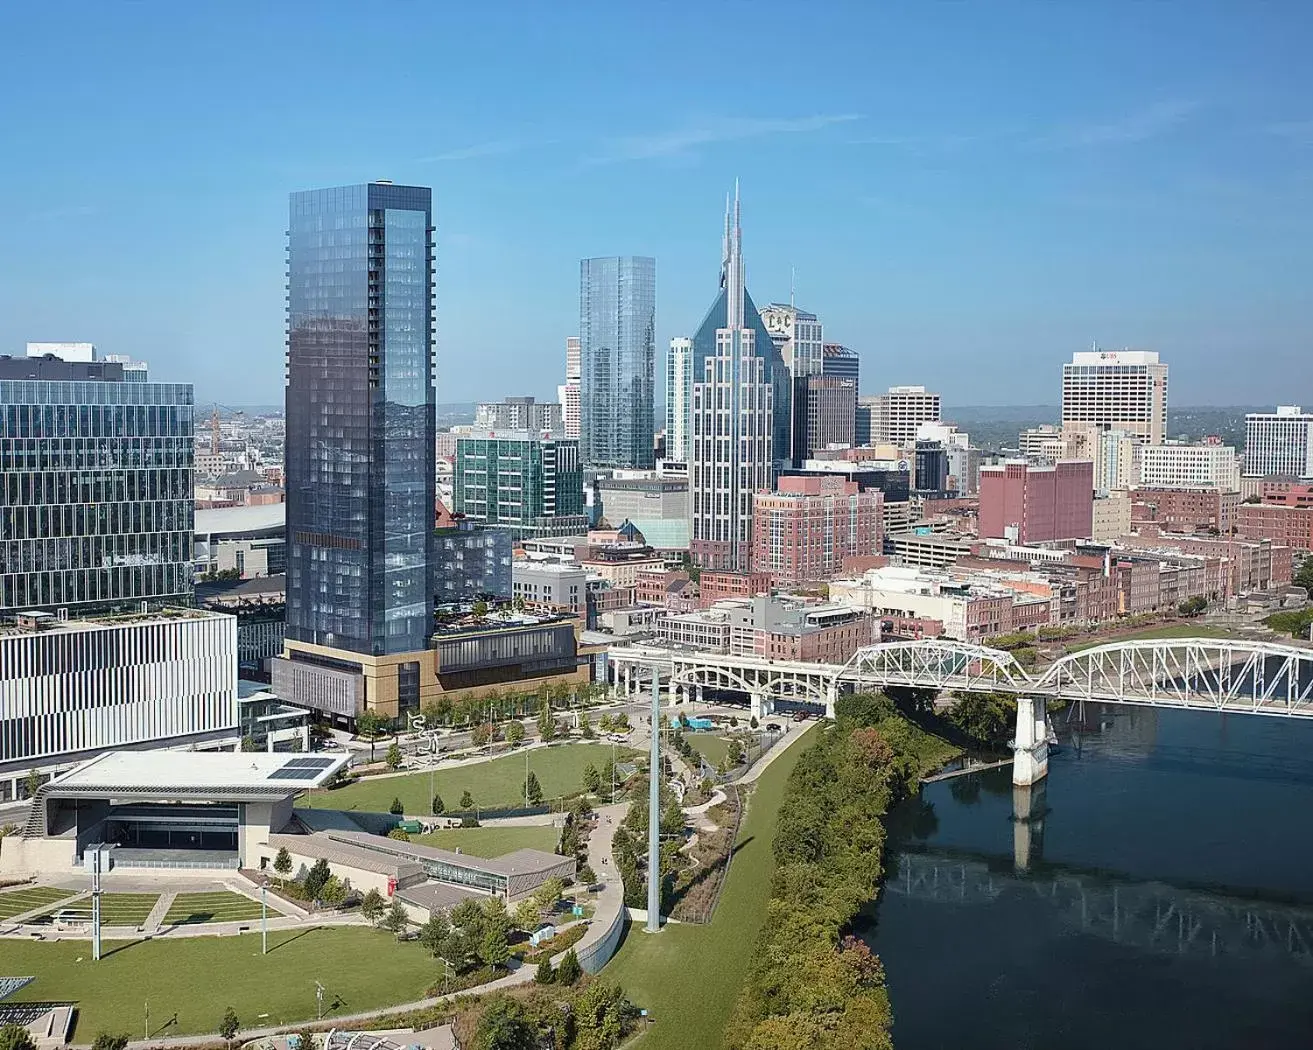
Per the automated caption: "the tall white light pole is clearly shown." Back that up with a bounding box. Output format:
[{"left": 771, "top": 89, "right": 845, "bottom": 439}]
[{"left": 646, "top": 666, "right": 662, "bottom": 933}]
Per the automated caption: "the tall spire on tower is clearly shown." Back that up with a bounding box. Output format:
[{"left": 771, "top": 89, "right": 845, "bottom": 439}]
[{"left": 726, "top": 180, "right": 744, "bottom": 331}]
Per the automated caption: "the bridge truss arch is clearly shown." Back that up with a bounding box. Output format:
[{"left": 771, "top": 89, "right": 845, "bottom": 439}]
[
  {"left": 1033, "top": 639, "right": 1313, "bottom": 716},
  {"left": 839, "top": 640, "right": 1033, "bottom": 696}
]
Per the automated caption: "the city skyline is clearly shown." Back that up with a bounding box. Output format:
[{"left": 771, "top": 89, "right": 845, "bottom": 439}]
[{"left": 2, "top": 4, "right": 1310, "bottom": 408}]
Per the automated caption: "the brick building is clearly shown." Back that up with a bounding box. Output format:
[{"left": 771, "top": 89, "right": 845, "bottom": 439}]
[
  {"left": 698, "top": 571, "right": 772, "bottom": 609},
  {"left": 751, "top": 476, "right": 883, "bottom": 587},
  {"left": 1235, "top": 503, "right": 1313, "bottom": 553},
  {"left": 1130, "top": 487, "right": 1239, "bottom": 534},
  {"left": 978, "top": 460, "right": 1094, "bottom": 543}
]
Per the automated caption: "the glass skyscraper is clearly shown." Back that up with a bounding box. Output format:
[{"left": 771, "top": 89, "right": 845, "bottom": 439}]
[
  {"left": 285, "top": 182, "right": 436, "bottom": 657},
  {"left": 579, "top": 256, "right": 656, "bottom": 469},
  {"left": 0, "top": 352, "right": 193, "bottom": 613}
]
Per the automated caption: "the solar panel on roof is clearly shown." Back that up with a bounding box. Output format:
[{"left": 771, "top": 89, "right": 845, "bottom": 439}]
[
  {"left": 0, "top": 977, "right": 35, "bottom": 1003},
  {"left": 282, "top": 757, "right": 333, "bottom": 769},
  {"left": 268, "top": 768, "right": 315, "bottom": 781}
]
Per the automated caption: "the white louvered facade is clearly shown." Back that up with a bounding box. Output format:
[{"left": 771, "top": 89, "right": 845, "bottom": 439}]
[{"left": 0, "top": 611, "right": 238, "bottom": 776}]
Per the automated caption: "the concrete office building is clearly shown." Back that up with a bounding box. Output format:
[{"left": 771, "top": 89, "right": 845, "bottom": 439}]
[
  {"left": 1061, "top": 348, "right": 1169, "bottom": 444},
  {"left": 1, "top": 348, "right": 194, "bottom": 614},
  {"left": 760, "top": 303, "right": 824, "bottom": 378},
  {"left": 453, "top": 432, "right": 587, "bottom": 542},
  {"left": 558, "top": 337, "right": 582, "bottom": 440},
  {"left": 791, "top": 375, "right": 856, "bottom": 461},
  {"left": 475, "top": 396, "right": 564, "bottom": 434},
  {"left": 580, "top": 256, "right": 657, "bottom": 469},
  {"left": 665, "top": 336, "right": 694, "bottom": 464},
  {"left": 597, "top": 475, "right": 688, "bottom": 524},
  {"left": 1244, "top": 406, "right": 1313, "bottom": 479},
  {"left": 1140, "top": 443, "right": 1241, "bottom": 492},
  {"left": 689, "top": 187, "right": 776, "bottom": 572},
  {"left": 979, "top": 460, "right": 1095, "bottom": 544},
  {"left": 511, "top": 562, "right": 589, "bottom": 615},
  {"left": 0, "top": 609, "right": 238, "bottom": 800},
  {"left": 871, "top": 386, "right": 942, "bottom": 448}
]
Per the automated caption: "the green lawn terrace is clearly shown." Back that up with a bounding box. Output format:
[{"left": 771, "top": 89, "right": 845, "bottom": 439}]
[
  {"left": 300, "top": 741, "right": 627, "bottom": 815},
  {"left": 1, "top": 928, "right": 435, "bottom": 1038}
]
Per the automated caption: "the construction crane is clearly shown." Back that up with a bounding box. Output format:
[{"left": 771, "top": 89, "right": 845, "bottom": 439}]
[{"left": 210, "top": 405, "right": 221, "bottom": 455}]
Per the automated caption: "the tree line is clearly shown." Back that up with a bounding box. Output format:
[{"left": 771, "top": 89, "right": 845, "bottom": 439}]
[{"left": 724, "top": 693, "right": 958, "bottom": 1050}]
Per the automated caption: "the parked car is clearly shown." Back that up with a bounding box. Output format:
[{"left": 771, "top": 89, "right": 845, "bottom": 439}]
[
  {"left": 766, "top": 722, "right": 783, "bottom": 733},
  {"left": 791, "top": 711, "right": 806, "bottom": 723}
]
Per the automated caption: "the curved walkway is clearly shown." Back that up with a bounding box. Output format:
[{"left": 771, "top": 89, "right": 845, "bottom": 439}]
[{"left": 107, "top": 803, "right": 629, "bottom": 1049}]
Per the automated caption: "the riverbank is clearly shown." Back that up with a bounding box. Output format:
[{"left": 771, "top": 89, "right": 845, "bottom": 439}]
[
  {"left": 724, "top": 694, "right": 958, "bottom": 1049},
  {"left": 601, "top": 723, "right": 816, "bottom": 1050}
]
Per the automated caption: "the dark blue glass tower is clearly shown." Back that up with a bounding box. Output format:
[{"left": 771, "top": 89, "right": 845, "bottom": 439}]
[{"left": 285, "top": 183, "right": 436, "bottom": 657}]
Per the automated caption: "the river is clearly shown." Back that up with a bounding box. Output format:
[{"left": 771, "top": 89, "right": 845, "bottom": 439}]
[{"left": 866, "top": 705, "right": 1313, "bottom": 1049}]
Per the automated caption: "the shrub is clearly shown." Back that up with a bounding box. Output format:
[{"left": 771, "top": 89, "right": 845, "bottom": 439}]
[
  {"left": 556, "top": 948, "right": 583, "bottom": 985},
  {"left": 389, "top": 797, "right": 404, "bottom": 815}
]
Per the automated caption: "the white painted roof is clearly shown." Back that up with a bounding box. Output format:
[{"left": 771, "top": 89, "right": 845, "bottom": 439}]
[
  {"left": 48, "top": 750, "right": 347, "bottom": 793},
  {"left": 194, "top": 503, "right": 286, "bottom": 536}
]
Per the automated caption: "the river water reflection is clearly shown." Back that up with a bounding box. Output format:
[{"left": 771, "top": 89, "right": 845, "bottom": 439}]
[{"left": 866, "top": 705, "right": 1313, "bottom": 1049}]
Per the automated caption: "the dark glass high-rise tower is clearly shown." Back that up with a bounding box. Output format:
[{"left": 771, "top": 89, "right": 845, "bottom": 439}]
[
  {"left": 579, "top": 256, "right": 656, "bottom": 469},
  {"left": 284, "top": 182, "right": 436, "bottom": 658}
]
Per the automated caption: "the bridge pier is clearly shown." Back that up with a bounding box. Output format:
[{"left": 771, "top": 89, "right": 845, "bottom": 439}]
[
  {"left": 750, "top": 691, "right": 772, "bottom": 721},
  {"left": 1011, "top": 696, "right": 1049, "bottom": 786},
  {"left": 825, "top": 681, "right": 838, "bottom": 720}
]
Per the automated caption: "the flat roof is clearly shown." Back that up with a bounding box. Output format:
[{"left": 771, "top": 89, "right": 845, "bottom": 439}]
[
  {"left": 195, "top": 503, "right": 286, "bottom": 536},
  {"left": 44, "top": 750, "right": 349, "bottom": 800},
  {"left": 325, "top": 830, "right": 571, "bottom": 879}
]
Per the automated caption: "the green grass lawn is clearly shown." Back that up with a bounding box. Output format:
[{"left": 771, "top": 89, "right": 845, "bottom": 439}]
[
  {"left": 603, "top": 725, "right": 814, "bottom": 1050},
  {"left": 684, "top": 733, "right": 731, "bottom": 767},
  {"left": 4, "top": 926, "right": 436, "bottom": 1038},
  {"left": 410, "top": 824, "right": 559, "bottom": 858},
  {"left": 1065, "top": 622, "right": 1237, "bottom": 652},
  {"left": 35, "top": 893, "right": 159, "bottom": 927},
  {"left": 301, "top": 742, "right": 624, "bottom": 814},
  {"left": 164, "top": 891, "right": 273, "bottom": 926},
  {"left": 0, "top": 886, "right": 79, "bottom": 920}
]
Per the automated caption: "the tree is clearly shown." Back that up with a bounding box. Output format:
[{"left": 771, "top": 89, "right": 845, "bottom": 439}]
[
  {"left": 240, "top": 734, "right": 257, "bottom": 752},
  {"left": 459, "top": 790, "right": 475, "bottom": 810},
  {"left": 533, "top": 876, "right": 564, "bottom": 913},
  {"left": 319, "top": 875, "right": 347, "bottom": 908},
  {"left": 478, "top": 920, "right": 511, "bottom": 971},
  {"left": 382, "top": 899, "right": 409, "bottom": 935},
  {"left": 514, "top": 896, "right": 541, "bottom": 931},
  {"left": 598, "top": 713, "right": 613, "bottom": 732},
  {"left": 504, "top": 720, "right": 525, "bottom": 747},
  {"left": 1294, "top": 558, "right": 1313, "bottom": 594},
  {"left": 218, "top": 1007, "right": 240, "bottom": 1045},
  {"left": 472, "top": 996, "right": 535, "bottom": 1050},
  {"left": 578, "top": 863, "right": 597, "bottom": 884},
  {"left": 361, "top": 887, "right": 386, "bottom": 925},
  {"left": 536, "top": 700, "right": 557, "bottom": 743},
  {"left": 272, "top": 846, "right": 293, "bottom": 885},
  {"left": 535, "top": 957, "right": 555, "bottom": 984},
  {"left": 419, "top": 911, "right": 450, "bottom": 957},
  {"left": 573, "top": 982, "right": 630, "bottom": 1050},
  {"left": 91, "top": 1036, "right": 128, "bottom": 1050},
  {"left": 385, "top": 742, "right": 403, "bottom": 770},
  {"left": 355, "top": 710, "right": 387, "bottom": 761},
  {"left": 451, "top": 897, "right": 485, "bottom": 936},
  {"left": 749, "top": 715, "right": 759, "bottom": 729},
  {"left": 22, "top": 770, "right": 41, "bottom": 799},
  {"left": 291, "top": 1028, "right": 317, "bottom": 1050},
  {"left": 471, "top": 722, "right": 492, "bottom": 748},
  {"left": 431, "top": 793, "right": 445, "bottom": 815},
  {"left": 727, "top": 739, "right": 745, "bottom": 765},
  {"left": 0, "top": 1027, "right": 36, "bottom": 1050},
  {"left": 389, "top": 796, "right": 405, "bottom": 815},
  {"left": 303, "top": 858, "right": 331, "bottom": 900},
  {"left": 580, "top": 711, "right": 595, "bottom": 739},
  {"left": 556, "top": 948, "right": 583, "bottom": 985},
  {"left": 525, "top": 770, "right": 543, "bottom": 805},
  {"left": 582, "top": 762, "right": 602, "bottom": 794}
]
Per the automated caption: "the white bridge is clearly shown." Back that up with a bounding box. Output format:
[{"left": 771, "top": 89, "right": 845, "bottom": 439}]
[{"left": 607, "top": 638, "right": 1313, "bottom": 786}]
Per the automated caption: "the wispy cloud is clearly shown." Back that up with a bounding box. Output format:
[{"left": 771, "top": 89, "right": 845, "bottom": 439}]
[
  {"left": 416, "top": 139, "right": 529, "bottom": 163},
  {"left": 1035, "top": 100, "right": 1199, "bottom": 150},
  {"left": 1267, "top": 120, "right": 1313, "bottom": 145},
  {"left": 26, "top": 204, "right": 97, "bottom": 222},
  {"left": 593, "top": 114, "right": 862, "bottom": 163},
  {"left": 849, "top": 131, "right": 996, "bottom": 154}
]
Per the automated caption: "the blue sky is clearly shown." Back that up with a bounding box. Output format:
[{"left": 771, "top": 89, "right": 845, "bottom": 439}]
[{"left": 1, "top": 1, "right": 1310, "bottom": 408}]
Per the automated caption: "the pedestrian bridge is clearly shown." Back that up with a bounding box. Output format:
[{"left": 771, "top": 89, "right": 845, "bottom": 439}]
[{"left": 607, "top": 637, "right": 1313, "bottom": 785}]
